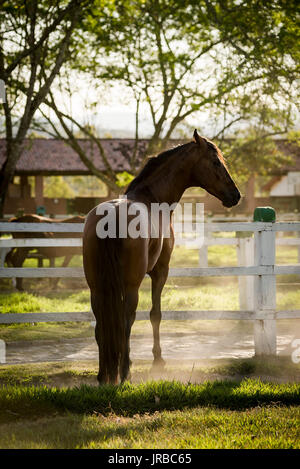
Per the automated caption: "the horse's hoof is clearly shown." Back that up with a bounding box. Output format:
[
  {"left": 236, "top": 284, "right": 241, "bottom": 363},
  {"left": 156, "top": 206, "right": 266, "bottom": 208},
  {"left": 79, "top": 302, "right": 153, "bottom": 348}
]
[
  {"left": 151, "top": 357, "right": 166, "bottom": 370},
  {"left": 120, "top": 374, "right": 132, "bottom": 385},
  {"left": 97, "top": 373, "right": 108, "bottom": 385}
]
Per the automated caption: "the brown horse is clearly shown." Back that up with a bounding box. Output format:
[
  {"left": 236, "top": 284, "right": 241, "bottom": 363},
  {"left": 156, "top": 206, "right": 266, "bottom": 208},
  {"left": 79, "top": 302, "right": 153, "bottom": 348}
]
[
  {"left": 5, "top": 214, "right": 84, "bottom": 290},
  {"left": 83, "top": 130, "right": 241, "bottom": 384}
]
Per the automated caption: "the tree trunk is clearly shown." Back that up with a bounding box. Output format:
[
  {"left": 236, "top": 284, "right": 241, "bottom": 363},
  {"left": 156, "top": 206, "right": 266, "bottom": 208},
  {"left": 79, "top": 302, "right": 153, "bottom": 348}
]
[{"left": 0, "top": 140, "right": 23, "bottom": 218}]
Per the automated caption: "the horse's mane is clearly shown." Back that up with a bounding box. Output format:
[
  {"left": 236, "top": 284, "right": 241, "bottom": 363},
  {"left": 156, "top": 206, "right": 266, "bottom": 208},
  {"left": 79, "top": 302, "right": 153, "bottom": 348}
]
[
  {"left": 125, "top": 142, "right": 191, "bottom": 193},
  {"left": 125, "top": 138, "right": 227, "bottom": 194},
  {"left": 205, "top": 138, "right": 227, "bottom": 168}
]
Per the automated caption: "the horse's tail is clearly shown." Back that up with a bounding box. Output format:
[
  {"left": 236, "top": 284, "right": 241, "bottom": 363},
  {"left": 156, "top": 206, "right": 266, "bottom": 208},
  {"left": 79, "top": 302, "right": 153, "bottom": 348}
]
[{"left": 91, "top": 236, "right": 125, "bottom": 383}]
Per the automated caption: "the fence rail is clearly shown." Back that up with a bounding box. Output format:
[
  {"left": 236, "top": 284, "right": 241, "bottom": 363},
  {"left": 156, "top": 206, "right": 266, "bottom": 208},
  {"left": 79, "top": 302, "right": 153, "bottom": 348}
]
[
  {"left": 1, "top": 220, "right": 300, "bottom": 234},
  {"left": 2, "top": 236, "right": 299, "bottom": 249},
  {"left": 1, "top": 264, "right": 299, "bottom": 278},
  {"left": 0, "top": 217, "right": 300, "bottom": 357},
  {"left": 2, "top": 309, "right": 300, "bottom": 325}
]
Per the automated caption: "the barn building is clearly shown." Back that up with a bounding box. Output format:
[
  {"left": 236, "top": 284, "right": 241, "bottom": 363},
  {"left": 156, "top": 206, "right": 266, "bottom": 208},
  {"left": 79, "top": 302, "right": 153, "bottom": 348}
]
[{"left": 0, "top": 138, "right": 299, "bottom": 219}]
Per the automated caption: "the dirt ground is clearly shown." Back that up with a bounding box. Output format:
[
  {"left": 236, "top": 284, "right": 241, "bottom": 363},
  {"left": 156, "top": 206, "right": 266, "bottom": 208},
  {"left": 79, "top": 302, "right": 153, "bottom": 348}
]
[
  {"left": 1, "top": 330, "right": 300, "bottom": 388},
  {"left": 3, "top": 326, "right": 297, "bottom": 364}
]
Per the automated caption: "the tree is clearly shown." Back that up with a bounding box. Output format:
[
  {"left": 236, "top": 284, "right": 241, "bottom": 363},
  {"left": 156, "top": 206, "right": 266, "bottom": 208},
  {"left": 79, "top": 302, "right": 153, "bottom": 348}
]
[
  {"left": 29, "top": 1, "right": 127, "bottom": 194},
  {"left": 24, "top": 0, "right": 299, "bottom": 198},
  {"left": 41, "top": 0, "right": 298, "bottom": 188},
  {"left": 203, "top": 0, "right": 299, "bottom": 87},
  {"left": 210, "top": 95, "right": 297, "bottom": 180},
  {"left": 96, "top": 1, "right": 298, "bottom": 154},
  {"left": 0, "top": 0, "right": 92, "bottom": 216}
]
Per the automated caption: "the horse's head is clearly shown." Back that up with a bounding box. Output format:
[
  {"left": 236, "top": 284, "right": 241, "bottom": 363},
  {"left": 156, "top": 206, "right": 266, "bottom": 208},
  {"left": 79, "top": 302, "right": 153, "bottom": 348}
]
[{"left": 191, "top": 130, "right": 240, "bottom": 208}]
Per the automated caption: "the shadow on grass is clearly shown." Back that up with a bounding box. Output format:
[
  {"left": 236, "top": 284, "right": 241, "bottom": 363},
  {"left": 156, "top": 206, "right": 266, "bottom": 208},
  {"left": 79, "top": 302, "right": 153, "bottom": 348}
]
[
  {"left": 0, "top": 411, "right": 168, "bottom": 449},
  {"left": 1, "top": 377, "right": 299, "bottom": 424}
]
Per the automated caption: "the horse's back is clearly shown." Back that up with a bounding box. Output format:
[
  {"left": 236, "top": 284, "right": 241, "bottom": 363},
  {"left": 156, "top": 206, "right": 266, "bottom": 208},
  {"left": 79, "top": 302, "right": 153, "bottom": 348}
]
[
  {"left": 9, "top": 213, "right": 84, "bottom": 256},
  {"left": 83, "top": 199, "right": 150, "bottom": 290}
]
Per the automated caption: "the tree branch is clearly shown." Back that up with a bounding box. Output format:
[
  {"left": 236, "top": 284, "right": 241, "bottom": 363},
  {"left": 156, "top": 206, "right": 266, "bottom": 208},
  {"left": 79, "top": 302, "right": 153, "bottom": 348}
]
[{"left": 3, "top": 0, "right": 81, "bottom": 78}]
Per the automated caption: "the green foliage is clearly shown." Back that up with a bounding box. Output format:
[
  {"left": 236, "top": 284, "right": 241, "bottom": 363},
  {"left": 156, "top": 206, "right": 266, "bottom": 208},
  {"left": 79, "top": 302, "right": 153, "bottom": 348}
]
[
  {"left": 221, "top": 131, "right": 293, "bottom": 183},
  {"left": 44, "top": 176, "right": 75, "bottom": 198},
  {"left": 116, "top": 171, "right": 135, "bottom": 188},
  {"left": 81, "top": 0, "right": 299, "bottom": 179},
  {"left": 204, "top": 0, "right": 300, "bottom": 83},
  {"left": 66, "top": 175, "right": 108, "bottom": 197},
  {"left": 288, "top": 130, "right": 300, "bottom": 148}
]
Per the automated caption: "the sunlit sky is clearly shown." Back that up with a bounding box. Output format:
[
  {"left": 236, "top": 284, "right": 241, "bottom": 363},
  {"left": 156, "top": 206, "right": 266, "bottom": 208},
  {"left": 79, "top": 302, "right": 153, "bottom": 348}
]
[
  {"left": 43, "top": 79, "right": 230, "bottom": 140},
  {"left": 89, "top": 105, "right": 214, "bottom": 138},
  {"left": 40, "top": 69, "right": 300, "bottom": 141}
]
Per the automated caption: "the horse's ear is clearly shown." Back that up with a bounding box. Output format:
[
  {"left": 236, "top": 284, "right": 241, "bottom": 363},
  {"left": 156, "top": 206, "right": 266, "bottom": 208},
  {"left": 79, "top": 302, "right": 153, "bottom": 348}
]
[
  {"left": 193, "top": 129, "right": 206, "bottom": 150},
  {"left": 193, "top": 129, "right": 200, "bottom": 143}
]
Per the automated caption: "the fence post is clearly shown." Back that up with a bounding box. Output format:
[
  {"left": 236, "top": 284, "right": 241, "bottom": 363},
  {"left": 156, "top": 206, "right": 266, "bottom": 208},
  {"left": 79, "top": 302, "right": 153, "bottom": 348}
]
[
  {"left": 236, "top": 232, "right": 254, "bottom": 310},
  {"left": 0, "top": 247, "right": 11, "bottom": 267},
  {"left": 0, "top": 339, "right": 5, "bottom": 364},
  {"left": 199, "top": 224, "right": 209, "bottom": 267},
  {"left": 253, "top": 207, "right": 277, "bottom": 356}
]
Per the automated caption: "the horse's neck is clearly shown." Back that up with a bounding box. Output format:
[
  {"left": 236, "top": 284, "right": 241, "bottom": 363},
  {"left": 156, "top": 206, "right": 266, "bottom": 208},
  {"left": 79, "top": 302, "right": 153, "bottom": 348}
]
[
  {"left": 131, "top": 156, "right": 194, "bottom": 207},
  {"left": 140, "top": 165, "right": 192, "bottom": 205}
]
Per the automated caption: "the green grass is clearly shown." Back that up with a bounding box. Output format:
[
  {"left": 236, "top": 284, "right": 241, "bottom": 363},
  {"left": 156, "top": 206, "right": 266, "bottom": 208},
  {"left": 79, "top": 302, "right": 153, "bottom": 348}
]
[
  {"left": 0, "top": 277, "right": 299, "bottom": 342},
  {"left": 170, "top": 243, "right": 299, "bottom": 267},
  {"left": 0, "top": 322, "right": 93, "bottom": 342},
  {"left": 0, "top": 405, "right": 299, "bottom": 449},
  {"left": 0, "top": 289, "right": 90, "bottom": 314},
  {"left": 0, "top": 242, "right": 299, "bottom": 449},
  {"left": 2, "top": 378, "right": 300, "bottom": 417},
  {"left": 0, "top": 360, "right": 299, "bottom": 449},
  {"left": 1, "top": 276, "right": 299, "bottom": 319},
  {"left": 1, "top": 278, "right": 298, "bottom": 316},
  {"left": 0, "top": 279, "right": 299, "bottom": 342},
  {"left": 0, "top": 378, "right": 299, "bottom": 448}
]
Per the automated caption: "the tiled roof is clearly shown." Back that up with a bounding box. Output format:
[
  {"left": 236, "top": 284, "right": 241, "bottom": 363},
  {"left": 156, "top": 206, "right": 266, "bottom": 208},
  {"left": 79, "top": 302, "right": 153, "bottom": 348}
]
[
  {"left": 0, "top": 138, "right": 151, "bottom": 175},
  {"left": 0, "top": 138, "right": 299, "bottom": 175}
]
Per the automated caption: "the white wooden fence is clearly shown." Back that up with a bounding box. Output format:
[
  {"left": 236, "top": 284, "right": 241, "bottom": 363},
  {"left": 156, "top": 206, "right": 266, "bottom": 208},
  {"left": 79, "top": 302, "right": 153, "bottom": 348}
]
[{"left": 0, "top": 219, "right": 300, "bottom": 356}]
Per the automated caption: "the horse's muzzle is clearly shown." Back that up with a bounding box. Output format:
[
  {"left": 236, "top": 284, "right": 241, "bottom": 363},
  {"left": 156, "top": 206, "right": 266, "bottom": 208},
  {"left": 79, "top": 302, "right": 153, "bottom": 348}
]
[{"left": 222, "top": 189, "right": 241, "bottom": 208}]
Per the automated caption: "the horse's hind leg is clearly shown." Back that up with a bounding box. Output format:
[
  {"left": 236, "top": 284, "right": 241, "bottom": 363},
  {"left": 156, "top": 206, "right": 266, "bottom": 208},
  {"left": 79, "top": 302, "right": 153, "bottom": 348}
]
[
  {"left": 5, "top": 249, "right": 14, "bottom": 267},
  {"left": 94, "top": 322, "right": 109, "bottom": 385},
  {"left": 119, "top": 287, "right": 139, "bottom": 383},
  {"left": 10, "top": 248, "right": 30, "bottom": 291},
  {"left": 5, "top": 249, "right": 16, "bottom": 288},
  {"left": 91, "top": 292, "right": 109, "bottom": 385},
  {"left": 50, "top": 254, "right": 72, "bottom": 289},
  {"left": 149, "top": 264, "right": 169, "bottom": 369}
]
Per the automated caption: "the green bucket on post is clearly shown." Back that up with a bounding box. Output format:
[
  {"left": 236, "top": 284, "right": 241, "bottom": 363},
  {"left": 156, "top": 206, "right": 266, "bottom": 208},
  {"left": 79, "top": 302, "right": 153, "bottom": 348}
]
[
  {"left": 253, "top": 206, "right": 276, "bottom": 223},
  {"left": 36, "top": 205, "right": 46, "bottom": 216}
]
